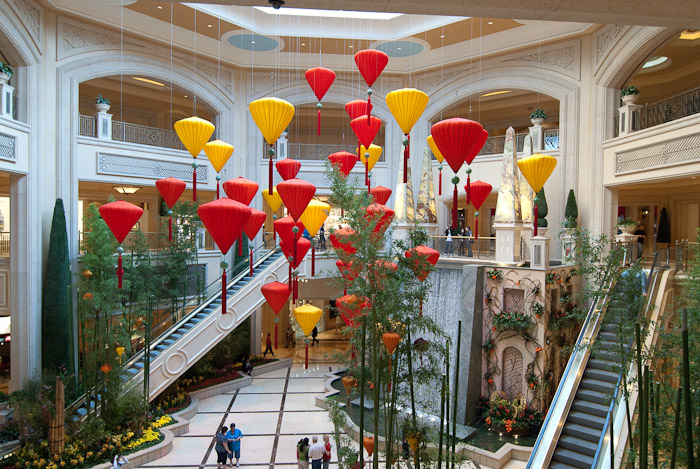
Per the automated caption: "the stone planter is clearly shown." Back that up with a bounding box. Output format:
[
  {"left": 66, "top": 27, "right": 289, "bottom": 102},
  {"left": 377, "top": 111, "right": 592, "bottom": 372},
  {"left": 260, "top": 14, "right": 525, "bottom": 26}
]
[
  {"left": 0, "top": 73, "right": 10, "bottom": 85},
  {"left": 622, "top": 94, "right": 639, "bottom": 105},
  {"left": 95, "top": 102, "right": 111, "bottom": 113},
  {"left": 618, "top": 224, "right": 636, "bottom": 235},
  {"left": 530, "top": 118, "right": 545, "bottom": 126}
]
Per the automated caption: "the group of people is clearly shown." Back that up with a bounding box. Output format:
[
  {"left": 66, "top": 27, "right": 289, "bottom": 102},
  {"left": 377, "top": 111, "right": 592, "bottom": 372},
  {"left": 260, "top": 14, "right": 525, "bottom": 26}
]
[
  {"left": 297, "top": 435, "right": 332, "bottom": 469},
  {"left": 444, "top": 226, "right": 474, "bottom": 257},
  {"left": 215, "top": 423, "right": 243, "bottom": 468}
]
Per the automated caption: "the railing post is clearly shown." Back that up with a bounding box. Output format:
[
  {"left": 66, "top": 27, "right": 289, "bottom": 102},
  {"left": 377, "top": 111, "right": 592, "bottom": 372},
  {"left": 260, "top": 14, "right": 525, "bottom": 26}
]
[{"left": 95, "top": 108, "right": 113, "bottom": 140}]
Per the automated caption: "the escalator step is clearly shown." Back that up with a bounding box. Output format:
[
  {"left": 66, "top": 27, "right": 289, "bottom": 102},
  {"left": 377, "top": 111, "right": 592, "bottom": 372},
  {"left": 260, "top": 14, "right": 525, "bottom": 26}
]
[
  {"left": 571, "top": 399, "right": 610, "bottom": 418},
  {"left": 568, "top": 411, "right": 605, "bottom": 429},
  {"left": 579, "top": 377, "right": 615, "bottom": 393},
  {"left": 558, "top": 435, "right": 598, "bottom": 456},
  {"left": 583, "top": 367, "right": 620, "bottom": 383},
  {"left": 133, "top": 362, "right": 144, "bottom": 369},
  {"left": 552, "top": 448, "right": 594, "bottom": 469},
  {"left": 562, "top": 423, "right": 603, "bottom": 443},
  {"left": 575, "top": 388, "right": 610, "bottom": 406}
]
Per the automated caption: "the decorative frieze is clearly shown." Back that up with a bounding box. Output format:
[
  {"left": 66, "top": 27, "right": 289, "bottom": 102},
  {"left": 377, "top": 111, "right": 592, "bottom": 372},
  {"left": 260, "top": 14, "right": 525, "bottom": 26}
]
[
  {"left": 0, "top": 133, "right": 17, "bottom": 162},
  {"left": 7, "top": 0, "right": 42, "bottom": 51},
  {"left": 594, "top": 24, "right": 625, "bottom": 68},
  {"left": 615, "top": 132, "right": 700, "bottom": 174},
  {"left": 97, "top": 152, "right": 208, "bottom": 182},
  {"left": 500, "top": 40, "right": 580, "bottom": 80}
]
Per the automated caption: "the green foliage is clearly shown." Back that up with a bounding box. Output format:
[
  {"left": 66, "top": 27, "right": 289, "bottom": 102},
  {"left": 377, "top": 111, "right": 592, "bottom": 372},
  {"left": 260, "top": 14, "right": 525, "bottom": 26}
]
[
  {"left": 617, "top": 217, "right": 636, "bottom": 227},
  {"left": 0, "top": 63, "right": 12, "bottom": 78},
  {"left": 620, "top": 85, "right": 640, "bottom": 97},
  {"left": 42, "top": 199, "right": 74, "bottom": 377},
  {"left": 201, "top": 317, "right": 251, "bottom": 370},
  {"left": 529, "top": 108, "right": 547, "bottom": 120},
  {"left": 657, "top": 207, "right": 670, "bottom": 243},
  {"left": 492, "top": 310, "right": 534, "bottom": 332},
  {"left": 535, "top": 188, "right": 548, "bottom": 228},
  {"left": 564, "top": 189, "right": 578, "bottom": 228},
  {"left": 95, "top": 94, "right": 110, "bottom": 104}
]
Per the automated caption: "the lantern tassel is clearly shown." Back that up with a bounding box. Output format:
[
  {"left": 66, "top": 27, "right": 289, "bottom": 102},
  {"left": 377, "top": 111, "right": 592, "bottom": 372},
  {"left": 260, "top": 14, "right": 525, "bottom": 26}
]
[
  {"left": 117, "top": 252, "right": 123, "bottom": 289},
  {"left": 238, "top": 234, "right": 243, "bottom": 257},
  {"left": 192, "top": 167, "right": 197, "bottom": 202},
  {"left": 403, "top": 135, "right": 409, "bottom": 184},
  {"left": 312, "top": 245, "right": 315, "bottom": 276},
  {"left": 268, "top": 150, "right": 274, "bottom": 196},
  {"left": 357, "top": 140, "right": 362, "bottom": 162},
  {"left": 467, "top": 173, "right": 471, "bottom": 205},
  {"left": 289, "top": 264, "right": 292, "bottom": 290},
  {"left": 419, "top": 299, "right": 423, "bottom": 316},
  {"left": 534, "top": 203, "right": 538, "bottom": 237},
  {"left": 317, "top": 107, "right": 321, "bottom": 136},
  {"left": 344, "top": 286, "right": 347, "bottom": 296},
  {"left": 439, "top": 170, "right": 442, "bottom": 196},
  {"left": 293, "top": 236, "right": 298, "bottom": 270},
  {"left": 221, "top": 268, "right": 227, "bottom": 314},
  {"left": 365, "top": 158, "right": 369, "bottom": 187},
  {"left": 452, "top": 185, "right": 458, "bottom": 230},
  {"left": 366, "top": 96, "right": 371, "bottom": 122},
  {"left": 293, "top": 276, "right": 299, "bottom": 303},
  {"left": 275, "top": 322, "right": 278, "bottom": 350},
  {"left": 249, "top": 247, "right": 253, "bottom": 277},
  {"left": 216, "top": 179, "right": 220, "bottom": 199},
  {"left": 475, "top": 216, "right": 479, "bottom": 241},
  {"left": 168, "top": 215, "right": 172, "bottom": 242},
  {"left": 305, "top": 341, "right": 309, "bottom": 369}
]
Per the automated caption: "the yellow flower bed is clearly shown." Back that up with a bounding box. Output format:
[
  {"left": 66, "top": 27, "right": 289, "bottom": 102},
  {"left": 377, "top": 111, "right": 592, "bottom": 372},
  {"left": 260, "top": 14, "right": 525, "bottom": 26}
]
[{"left": 125, "top": 415, "right": 171, "bottom": 449}]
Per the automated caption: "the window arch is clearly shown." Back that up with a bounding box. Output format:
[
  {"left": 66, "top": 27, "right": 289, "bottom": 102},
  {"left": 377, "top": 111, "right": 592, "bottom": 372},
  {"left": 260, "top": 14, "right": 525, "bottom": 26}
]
[{"left": 502, "top": 346, "right": 524, "bottom": 399}]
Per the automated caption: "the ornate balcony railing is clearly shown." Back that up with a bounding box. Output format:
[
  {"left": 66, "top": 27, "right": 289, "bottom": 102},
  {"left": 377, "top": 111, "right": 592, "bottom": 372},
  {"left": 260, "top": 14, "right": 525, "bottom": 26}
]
[
  {"left": 0, "top": 232, "right": 9, "bottom": 256},
  {"left": 614, "top": 87, "right": 700, "bottom": 137},
  {"left": 262, "top": 141, "right": 386, "bottom": 162},
  {"left": 79, "top": 115, "right": 188, "bottom": 151},
  {"left": 78, "top": 230, "right": 215, "bottom": 254}
]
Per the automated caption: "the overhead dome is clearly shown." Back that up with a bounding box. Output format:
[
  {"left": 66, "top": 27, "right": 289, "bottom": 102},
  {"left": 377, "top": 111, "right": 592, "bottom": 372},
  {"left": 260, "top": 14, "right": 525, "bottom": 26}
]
[
  {"left": 228, "top": 33, "right": 279, "bottom": 52},
  {"left": 375, "top": 41, "right": 424, "bottom": 57}
]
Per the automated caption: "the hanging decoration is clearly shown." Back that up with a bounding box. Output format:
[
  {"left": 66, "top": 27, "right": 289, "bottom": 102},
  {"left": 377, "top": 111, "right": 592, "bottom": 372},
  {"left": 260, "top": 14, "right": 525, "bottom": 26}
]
[
  {"left": 330, "top": 227, "right": 357, "bottom": 255},
  {"left": 427, "top": 135, "right": 445, "bottom": 196},
  {"left": 293, "top": 304, "right": 323, "bottom": 369},
  {"left": 223, "top": 177, "right": 259, "bottom": 256},
  {"left": 346, "top": 99, "right": 373, "bottom": 160},
  {"left": 262, "top": 187, "right": 283, "bottom": 212},
  {"left": 280, "top": 237, "right": 311, "bottom": 302},
  {"left": 243, "top": 208, "right": 267, "bottom": 275},
  {"left": 276, "top": 159, "right": 302, "bottom": 181},
  {"left": 365, "top": 203, "right": 395, "bottom": 236},
  {"left": 337, "top": 294, "right": 369, "bottom": 328},
  {"left": 336, "top": 260, "right": 358, "bottom": 295},
  {"left": 468, "top": 181, "right": 493, "bottom": 240},
  {"left": 274, "top": 215, "right": 305, "bottom": 247},
  {"left": 277, "top": 178, "right": 316, "bottom": 269},
  {"left": 249, "top": 97, "right": 295, "bottom": 196},
  {"left": 431, "top": 118, "right": 488, "bottom": 229},
  {"left": 197, "top": 199, "right": 252, "bottom": 314},
  {"left": 300, "top": 200, "right": 330, "bottom": 276},
  {"left": 354, "top": 49, "right": 389, "bottom": 119},
  {"left": 99, "top": 201, "right": 144, "bottom": 289},
  {"left": 517, "top": 153, "right": 557, "bottom": 236},
  {"left": 386, "top": 88, "right": 429, "bottom": 184},
  {"left": 351, "top": 116, "right": 382, "bottom": 150},
  {"left": 363, "top": 436, "right": 375, "bottom": 458},
  {"left": 358, "top": 144, "right": 383, "bottom": 189},
  {"left": 369, "top": 186, "right": 392, "bottom": 205},
  {"left": 382, "top": 332, "right": 401, "bottom": 392},
  {"left": 155, "top": 177, "right": 186, "bottom": 242},
  {"left": 204, "top": 140, "right": 234, "bottom": 199},
  {"left": 262, "top": 281, "right": 291, "bottom": 349},
  {"left": 342, "top": 376, "right": 357, "bottom": 402},
  {"left": 305, "top": 67, "right": 336, "bottom": 135},
  {"left": 173, "top": 116, "right": 215, "bottom": 201},
  {"left": 328, "top": 151, "right": 358, "bottom": 178},
  {"left": 404, "top": 245, "right": 440, "bottom": 282}
]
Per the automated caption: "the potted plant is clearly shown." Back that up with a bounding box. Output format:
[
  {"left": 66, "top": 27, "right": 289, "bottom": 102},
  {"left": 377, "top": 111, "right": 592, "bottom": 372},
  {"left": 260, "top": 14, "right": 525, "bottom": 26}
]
[
  {"left": 656, "top": 207, "right": 670, "bottom": 249},
  {"left": 95, "top": 94, "right": 111, "bottom": 113},
  {"left": 563, "top": 189, "right": 578, "bottom": 229},
  {"left": 617, "top": 217, "right": 637, "bottom": 234},
  {"left": 0, "top": 63, "right": 12, "bottom": 85},
  {"left": 620, "top": 85, "right": 640, "bottom": 105},
  {"left": 529, "top": 108, "right": 547, "bottom": 126},
  {"left": 535, "top": 188, "right": 548, "bottom": 237}
]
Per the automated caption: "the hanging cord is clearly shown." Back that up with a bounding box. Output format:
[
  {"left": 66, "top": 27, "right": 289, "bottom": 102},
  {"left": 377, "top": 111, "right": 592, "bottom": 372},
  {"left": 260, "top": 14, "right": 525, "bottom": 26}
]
[
  {"left": 169, "top": 4, "right": 173, "bottom": 129},
  {"left": 193, "top": 8, "right": 197, "bottom": 116},
  {"left": 120, "top": 0, "right": 123, "bottom": 123}
]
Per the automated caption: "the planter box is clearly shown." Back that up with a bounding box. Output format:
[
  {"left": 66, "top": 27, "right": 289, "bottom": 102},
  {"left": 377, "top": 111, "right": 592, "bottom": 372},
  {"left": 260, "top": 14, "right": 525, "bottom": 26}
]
[
  {"left": 251, "top": 358, "right": 292, "bottom": 377},
  {"left": 189, "top": 374, "right": 252, "bottom": 401}
]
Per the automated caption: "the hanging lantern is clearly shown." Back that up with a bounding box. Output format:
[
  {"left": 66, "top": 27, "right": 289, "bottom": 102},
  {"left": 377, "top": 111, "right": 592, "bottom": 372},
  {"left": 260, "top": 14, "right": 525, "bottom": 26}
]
[
  {"left": 115, "top": 346, "right": 125, "bottom": 357},
  {"left": 328, "top": 151, "right": 358, "bottom": 178},
  {"left": 369, "top": 186, "right": 392, "bottom": 205},
  {"left": 368, "top": 260, "right": 398, "bottom": 282},
  {"left": 244, "top": 209, "right": 267, "bottom": 275},
  {"left": 156, "top": 177, "right": 186, "bottom": 242},
  {"left": 330, "top": 227, "right": 357, "bottom": 255},
  {"left": 174, "top": 116, "right": 215, "bottom": 201},
  {"left": 337, "top": 294, "right": 369, "bottom": 327},
  {"left": 294, "top": 304, "right": 323, "bottom": 369},
  {"left": 431, "top": 118, "right": 488, "bottom": 229},
  {"left": 99, "top": 201, "right": 144, "bottom": 289},
  {"left": 336, "top": 260, "right": 358, "bottom": 295},
  {"left": 354, "top": 49, "right": 389, "bottom": 119},
  {"left": 468, "top": 181, "right": 493, "bottom": 240},
  {"left": 274, "top": 215, "right": 305, "bottom": 247},
  {"left": 249, "top": 97, "right": 295, "bottom": 196},
  {"left": 276, "top": 159, "right": 302, "bottom": 181},
  {"left": 82, "top": 292, "right": 93, "bottom": 301},
  {"left": 517, "top": 153, "right": 557, "bottom": 237},
  {"left": 223, "top": 177, "right": 259, "bottom": 256},
  {"left": 204, "top": 140, "right": 234, "bottom": 199},
  {"left": 197, "top": 199, "right": 252, "bottom": 314},
  {"left": 300, "top": 200, "right": 330, "bottom": 276},
  {"left": 404, "top": 245, "right": 440, "bottom": 282},
  {"left": 262, "top": 187, "right": 284, "bottom": 212},
  {"left": 262, "top": 281, "right": 291, "bottom": 349},
  {"left": 82, "top": 269, "right": 93, "bottom": 279},
  {"left": 277, "top": 179, "right": 316, "bottom": 222},
  {"left": 386, "top": 88, "right": 429, "bottom": 184},
  {"left": 427, "top": 135, "right": 445, "bottom": 196},
  {"left": 351, "top": 116, "right": 382, "bottom": 151},
  {"left": 363, "top": 436, "right": 375, "bottom": 458},
  {"left": 100, "top": 363, "right": 112, "bottom": 374},
  {"left": 358, "top": 144, "right": 383, "bottom": 188},
  {"left": 342, "top": 376, "right": 357, "bottom": 394},
  {"left": 382, "top": 331, "right": 401, "bottom": 392},
  {"left": 280, "top": 238, "right": 311, "bottom": 269},
  {"left": 305, "top": 67, "right": 336, "bottom": 135},
  {"left": 365, "top": 203, "right": 395, "bottom": 236},
  {"left": 346, "top": 100, "right": 374, "bottom": 160}
]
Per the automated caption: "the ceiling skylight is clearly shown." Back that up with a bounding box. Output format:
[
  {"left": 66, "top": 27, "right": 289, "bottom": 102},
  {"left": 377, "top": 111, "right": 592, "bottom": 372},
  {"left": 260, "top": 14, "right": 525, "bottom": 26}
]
[
  {"left": 642, "top": 56, "right": 668, "bottom": 69},
  {"left": 253, "top": 6, "right": 402, "bottom": 20}
]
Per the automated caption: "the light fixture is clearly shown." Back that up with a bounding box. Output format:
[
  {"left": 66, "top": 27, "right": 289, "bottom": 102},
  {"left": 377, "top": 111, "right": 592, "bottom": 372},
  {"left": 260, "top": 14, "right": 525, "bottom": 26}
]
[
  {"left": 184, "top": 95, "right": 188, "bottom": 98},
  {"left": 113, "top": 186, "right": 141, "bottom": 195},
  {"left": 481, "top": 90, "right": 511, "bottom": 97},
  {"left": 157, "top": 5, "right": 162, "bottom": 9},
  {"left": 254, "top": 6, "right": 402, "bottom": 20},
  {"left": 680, "top": 30, "right": 700, "bottom": 40},
  {"left": 349, "top": 45, "right": 354, "bottom": 48},
  {"left": 301, "top": 42, "right": 306, "bottom": 46},
  {"left": 642, "top": 56, "right": 668, "bottom": 69},
  {"left": 208, "top": 24, "right": 213, "bottom": 28},
  {"left": 251, "top": 40, "right": 256, "bottom": 44},
  {"left": 488, "top": 21, "right": 494, "bottom": 25},
  {"left": 132, "top": 77, "right": 165, "bottom": 87},
  {"left": 397, "top": 47, "right": 402, "bottom": 50},
  {"left": 440, "top": 34, "right": 445, "bottom": 38}
]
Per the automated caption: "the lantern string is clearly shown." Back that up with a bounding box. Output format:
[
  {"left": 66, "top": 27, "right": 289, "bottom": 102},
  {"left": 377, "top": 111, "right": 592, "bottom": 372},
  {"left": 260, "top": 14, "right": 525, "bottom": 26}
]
[
  {"left": 120, "top": 0, "right": 123, "bottom": 124},
  {"left": 193, "top": 8, "right": 197, "bottom": 116},
  {"left": 169, "top": 4, "right": 173, "bottom": 130}
]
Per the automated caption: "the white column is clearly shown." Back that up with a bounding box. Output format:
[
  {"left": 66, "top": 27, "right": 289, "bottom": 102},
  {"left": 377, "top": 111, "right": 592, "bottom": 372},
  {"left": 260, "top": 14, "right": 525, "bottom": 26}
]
[
  {"left": 528, "top": 124, "right": 544, "bottom": 152},
  {"left": 494, "top": 223, "right": 528, "bottom": 263},
  {"left": 0, "top": 83, "right": 14, "bottom": 119},
  {"left": 617, "top": 104, "right": 643, "bottom": 136},
  {"left": 95, "top": 110, "right": 112, "bottom": 140}
]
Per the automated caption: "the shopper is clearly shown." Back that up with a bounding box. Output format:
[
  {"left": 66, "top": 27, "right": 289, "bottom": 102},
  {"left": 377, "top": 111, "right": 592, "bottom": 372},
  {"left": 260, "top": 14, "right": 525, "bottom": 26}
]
[
  {"left": 264, "top": 332, "right": 274, "bottom": 357},
  {"left": 444, "top": 226, "right": 453, "bottom": 256},
  {"left": 465, "top": 226, "right": 474, "bottom": 257},
  {"left": 309, "top": 436, "right": 324, "bottom": 469},
  {"left": 319, "top": 225, "right": 326, "bottom": 251},
  {"left": 112, "top": 455, "right": 129, "bottom": 469},
  {"left": 311, "top": 326, "right": 320, "bottom": 346},
  {"left": 322, "top": 434, "right": 331, "bottom": 469},
  {"left": 286, "top": 324, "right": 296, "bottom": 348},
  {"left": 241, "top": 356, "right": 253, "bottom": 375},
  {"left": 214, "top": 426, "right": 231, "bottom": 469},
  {"left": 297, "top": 438, "right": 310, "bottom": 469},
  {"left": 226, "top": 422, "right": 243, "bottom": 467}
]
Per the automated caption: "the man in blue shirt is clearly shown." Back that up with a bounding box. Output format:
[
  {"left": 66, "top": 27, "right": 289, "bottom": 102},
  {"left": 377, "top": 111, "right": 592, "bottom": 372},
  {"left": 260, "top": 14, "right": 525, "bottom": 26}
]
[{"left": 226, "top": 422, "right": 243, "bottom": 467}]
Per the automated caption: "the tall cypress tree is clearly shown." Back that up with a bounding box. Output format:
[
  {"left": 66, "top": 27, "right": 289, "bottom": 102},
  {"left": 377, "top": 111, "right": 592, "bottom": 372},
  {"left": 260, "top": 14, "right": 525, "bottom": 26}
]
[
  {"left": 535, "top": 188, "right": 549, "bottom": 227},
  {"left": 564, "top": 189, "right": 578, "bottom": 228},
  {"left": 41, "top": 199, "right": 73, "bottom": 376}
]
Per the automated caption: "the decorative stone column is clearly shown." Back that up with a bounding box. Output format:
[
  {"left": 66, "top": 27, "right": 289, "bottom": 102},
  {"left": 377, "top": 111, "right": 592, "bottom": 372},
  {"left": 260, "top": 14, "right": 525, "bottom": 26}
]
[
  {"left": 95, "top": 108, "right": 112, "bottom": 140},
  {"left": 528, "top": 123, "right": 544, "bottom": 152},
  {"left": 617, "top": 103, "right": 643, "bottom": 136},
  {"left": 530, "top": 235, "right": 551, "bottom": 270},
  {"left": 276, "top": 130, "right": 288, "bottom": 160},
  {"left": 494, "top": 222, "right": 528, "bottom": 263},
  {"left": 0, "top": 80, "right": 14, "bottom": 119}
]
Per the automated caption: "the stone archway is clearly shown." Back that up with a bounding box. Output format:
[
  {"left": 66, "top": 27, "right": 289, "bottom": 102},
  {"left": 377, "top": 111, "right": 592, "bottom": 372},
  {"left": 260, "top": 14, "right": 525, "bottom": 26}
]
[{"left": 502, "top": 346, "right": 524, "bottom": 399}]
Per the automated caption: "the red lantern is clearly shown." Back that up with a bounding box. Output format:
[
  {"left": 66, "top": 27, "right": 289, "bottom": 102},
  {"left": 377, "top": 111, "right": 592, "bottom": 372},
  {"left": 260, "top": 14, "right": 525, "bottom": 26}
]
[
  {"left": 99, "top": 201, "right": 144, "bottom": 289},
  {"left": 337, "top": 259, "right": 358, "bottom": 295},
  {"left": 198, "top": 199, "right": 252, "bottom": 313},
  {"left": 431, "top": 118, "right": 488, "bottom": 229},
  {"left": 305, "top": 67, "right": 336, "bottom": 135},
  {"left": 365, "top": 203, "right": 395, "bottom": 235},
  {"left": 276, "top": 159, "right": 301, "bottom": 181},
  {"left": 156, "top": 177, "right": 186, "bottom": 241},
  {"left": 328, "top": 151, "right": 358, "bottom": 178},
  {"left": 468, "top": 180, "right": 492, "bottom": 241},
  {"left": 274, "top": 215, "right": 305, "bottom": 247},
  {"left": 345, "top": 99, "right": 372, "bottom": 120},
  {"left": 244, "top": 209, "right": 267, "bottom": 276},
  {"left": 369, "top": 186, "right": 392, "bottom": 205},
  {"left": 280, "top": 238, "right": 311, "bottom": 269},
  {"left": 404, "top": 245, "right": 440, "bottom": 282},
  {"left": 262, "top": 281, "right": 291, "bottom": 349},
  {"left": 351, "top": 116, "right": 382, "bottom": 150},
  {"left": 277, "top": 179, "right": 316, "bottom": 221},
  {"left": 382, "top": 331, "right": 401, "bottom": 392},
  {"left": 355, "top": 49, "right": 389, "bottom": 119},
  {"left": 223, "top": 177, "right": 259, "bottom": 255},
  {"left": 330, "top": 227, "right": 357, "bottom": 255},
  {"left": 337, "top": 294, "right": 369, "bottom": 327}
]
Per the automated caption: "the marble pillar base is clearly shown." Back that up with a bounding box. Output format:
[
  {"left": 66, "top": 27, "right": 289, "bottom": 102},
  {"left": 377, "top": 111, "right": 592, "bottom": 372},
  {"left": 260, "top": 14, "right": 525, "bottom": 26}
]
[{"left": 494, "top": 222, "right": 528, "bottom": 264}]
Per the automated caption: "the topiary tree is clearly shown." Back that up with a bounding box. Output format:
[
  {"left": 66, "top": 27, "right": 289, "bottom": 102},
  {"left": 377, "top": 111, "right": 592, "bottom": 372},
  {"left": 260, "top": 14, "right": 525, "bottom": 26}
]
[
  {"left": 564, "top": 189, "right": 578, "bottom": 228},
  {"left": 657, "top": 207, "right": 670, "bottom": 244},
  {"left": 42, "top": 199, "right": 74, "bottom": 377},
  {"left": 535, "top": 188, "right": 548, "bottom": 227}
]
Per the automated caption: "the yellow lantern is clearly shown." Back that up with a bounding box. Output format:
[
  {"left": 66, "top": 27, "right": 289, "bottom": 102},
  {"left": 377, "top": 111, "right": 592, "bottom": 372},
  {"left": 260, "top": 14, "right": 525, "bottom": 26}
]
[
  {"left": 294, "top": 304, "right": 323, "bottom": 336},
  {"left": 250, "top": 97, "right": 295, "bottom": 196},
  {"left": 300, "top": 200, "right": 330, "bottom": 237},
  {"left": 204, "top": 140, "right": 234, "bottom": 199},
  {"left": 173, "top": 116, "right": 215, "bottom": 201},
  {"left": 428, "top": 135, "right": 445, "bottom": 195},
  {"left": 386, "top": 88, "right": 429, "bottom": 184},
  {"left": 262, "top": 187, "right": 284, "bottom": 212},
  {"left": 517, "top": 153, "right": 557, "bottom": 236},
  {"left": 358, "top": 144, "right": 383, "bottom": 187},
  {"left": 115, "top": 346, "right": 125, "bottom": 357}
]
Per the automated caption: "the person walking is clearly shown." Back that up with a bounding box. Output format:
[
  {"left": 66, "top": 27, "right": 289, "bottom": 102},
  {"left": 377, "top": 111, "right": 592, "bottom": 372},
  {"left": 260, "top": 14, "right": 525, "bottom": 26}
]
[
  {"left": 465, "top": 226, "right": 474, "bottom": 257},
  {"left": 286, "top": 324, "right": 296, "bottom": 348},
  {"left": 309, "top": 436, "right": 324, "bottom": 469},
  {"left": 444, "top": 227, "right": 453, "bottom": 257},
  {"left": 215, "top": 426, "right": 231, "bottom": 469},
  {"left": 226, "top": 422, "right": 243, "bottom": 467},
  {"left": 112, "top": 455, "right": 129, "bottom": 469},
  {"left": 319, "top": 225, "right": 326, "bottom": 251},
  {"left": 322, "top": 434, "right": 331, "bottom": 469},
  {"left": 311, "top": 326, "right": 320, "bottom": 346},
  {"left": 297, "top": 438, "right": 310, "bottom": 469},
  {"left": 264, "top": 332, "right": 274, "bottom": 357},
  {"left": 634, "top": 224, "right": 646, "bottom": 260},
  {"left": 458, "top": 226, "right": 466, "bottom": 256}
]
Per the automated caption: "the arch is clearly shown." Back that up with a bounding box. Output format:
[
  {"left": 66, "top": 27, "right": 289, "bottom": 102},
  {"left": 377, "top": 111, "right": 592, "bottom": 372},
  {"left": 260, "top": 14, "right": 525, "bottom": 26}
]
[
  {"left": 0, "top": 1, "right": 41, "bottom": 67},
  {"left": 501, "top": 346, "right": 524, "bottom": 399}
]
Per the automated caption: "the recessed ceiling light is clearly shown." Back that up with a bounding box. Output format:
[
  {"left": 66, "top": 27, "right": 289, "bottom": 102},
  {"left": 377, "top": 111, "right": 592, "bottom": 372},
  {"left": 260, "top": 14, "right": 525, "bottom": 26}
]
[
  {"left": 488, "top": 21, "right": 494, "bottom": 25},
  {"left": 301, "top": 42, "right": 306, "bottom": 46},
  {"left": 440, "top": 34, "right": 445, "bottom": 38},
  {"left": 253, "top": 6, "right": 402, "bottom": 20},
  {"left": 157, "top": 5, "right": 162, "bottom": 9},
  {"left": 481, "top": 90, "right": 511, "bottom": 97},
  {"left": 680, "top": 30, "right": 700, "bottom": 40},
  {"left": 184, "top": 95, "right": 188, "bottom": 97},
  {"left": 251, "top": 40, "right": 256, "bottom": 44},
  {"left": 642, "top": 56, "right": 668, "bottom": 68},
  {"left": 397, "top": 47, "right": 402, "bottom": 50},
  {"left": 132, "top": 77, "right": 165, "bottom": 86},
  {"left": 349, "top": 45, "right": 354, "bottom": 48},
  {"left": 208, "top": 24, "right": 213, "bottom": 28}
]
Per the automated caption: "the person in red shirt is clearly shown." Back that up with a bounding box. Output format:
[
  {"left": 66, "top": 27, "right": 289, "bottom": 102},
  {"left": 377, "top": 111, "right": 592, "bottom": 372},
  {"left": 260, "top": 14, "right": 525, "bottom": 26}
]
[
  {"left": 322, "top": 434, "right": 331, "bottom": 469},
  {"left": 264, "top": 332, "right": 274, "bottom": 357}
]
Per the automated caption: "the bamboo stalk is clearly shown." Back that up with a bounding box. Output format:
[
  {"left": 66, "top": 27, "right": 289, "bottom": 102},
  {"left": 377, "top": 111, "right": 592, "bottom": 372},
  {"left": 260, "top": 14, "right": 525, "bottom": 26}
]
[
  {"left": 452, "top": 321, "right": 461, "bottom": 469},
  {"left": 681, "top": 308, "right": 695, "bottom": 469},
  {"left": 407, "top": 321, "right": 419, "bottom": 469},
  {"left": 670, "top": 387, "right": 682, "bottom": 469},
  {"left": 437, "top": 374, "right": 446, "bottom": 469},
  {"left": 359, "top": 313, "right": 367, "bottom": 468}
]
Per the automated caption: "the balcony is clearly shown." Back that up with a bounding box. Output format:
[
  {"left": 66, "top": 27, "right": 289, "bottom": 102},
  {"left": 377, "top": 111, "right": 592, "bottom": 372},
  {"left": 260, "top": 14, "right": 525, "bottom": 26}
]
[
  {"left": 79, "top": 115, "right": 186, "bottom": 151},
  {"left": 78, "top": 230, "right": 215, "bottom": 254},
  {"left": 614, "top": 87, "right": 700, "bottom": 137},
  {"left": 262, "top": 141, "right": 386, "bottom": 162},
  {"left": 476, "top": 129, "right": 559, "bottom": 156}
]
